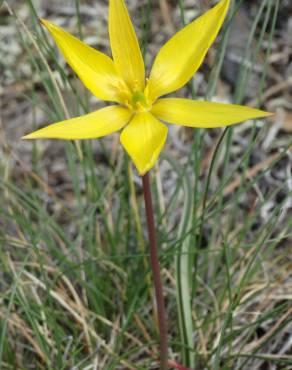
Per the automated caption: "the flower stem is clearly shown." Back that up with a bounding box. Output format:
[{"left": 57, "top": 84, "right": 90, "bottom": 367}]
[{"left": 142, "top": 172, "right": 168, "bottom": 370}]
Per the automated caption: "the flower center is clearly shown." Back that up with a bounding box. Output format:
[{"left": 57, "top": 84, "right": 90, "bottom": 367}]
[{"left": 130, "top": 91, "right": 151, "bottom": 112}]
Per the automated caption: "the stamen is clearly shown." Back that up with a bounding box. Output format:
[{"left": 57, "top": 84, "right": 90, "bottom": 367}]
[{"left": 131, "top": 91, "right": 151, "bottom": 113}]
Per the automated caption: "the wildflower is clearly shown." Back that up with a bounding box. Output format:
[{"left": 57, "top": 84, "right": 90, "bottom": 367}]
[{"left": 23, "top": 0, "right": 272, "bottom": 175}]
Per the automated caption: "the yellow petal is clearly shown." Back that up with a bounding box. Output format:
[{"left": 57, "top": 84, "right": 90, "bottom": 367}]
[
  {"left": 109, "top": 0, "right": 145, "bottom": 92},
  {"left": 40, "top": 18, "right": 123, "bottom": 102},
  {"left": 22, "top": 106, "right": 132, "bottom": 140},
  {"left": 152, "top": 98, "right": 273, "bottom": 128},
  {"left": 120, "top": 112, "right": 168, "bottom": 175},
  {"left": 147, "top": 0, "right": 230, "bottom": 101}
]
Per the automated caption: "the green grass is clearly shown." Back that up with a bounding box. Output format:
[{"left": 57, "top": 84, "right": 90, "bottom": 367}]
[{"left": 1, "top": 0, "right": 291, "bottom": 369}]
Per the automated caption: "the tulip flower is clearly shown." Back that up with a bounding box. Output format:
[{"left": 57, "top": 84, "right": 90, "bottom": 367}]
[
  {"left": 23, "top": 0, "right": 271, "bottom": 176},
  {"left": 23, "top": 1, "right": 272, "bottom": 368}
]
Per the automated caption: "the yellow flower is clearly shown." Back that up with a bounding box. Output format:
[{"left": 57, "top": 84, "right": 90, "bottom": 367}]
[{"left": 23, "top": 0, "right": 272, "bottom": 175}]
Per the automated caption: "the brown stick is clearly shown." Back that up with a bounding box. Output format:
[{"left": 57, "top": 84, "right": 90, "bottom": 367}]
[{"left": 142, "top": 173, "right": 169, "bottom": 370}]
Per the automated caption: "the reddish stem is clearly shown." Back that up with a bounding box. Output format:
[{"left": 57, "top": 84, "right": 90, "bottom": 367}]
[
  {"left": 168, "top": 360, "right": 193, "bottom": 370},
  {"left": 142, "top": 173, "right": 168, "bottom": 370}
]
